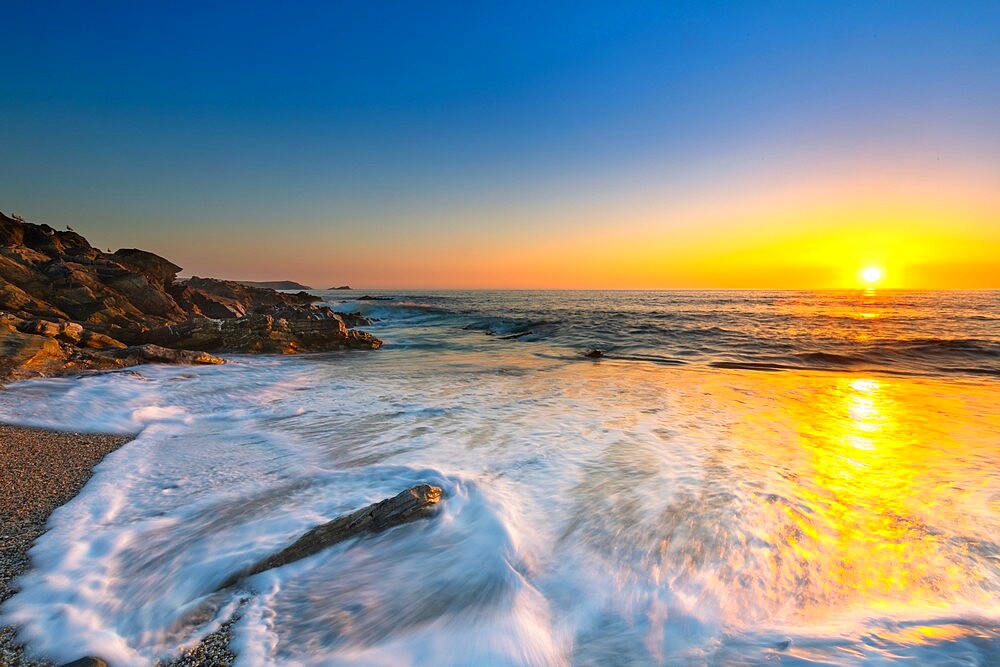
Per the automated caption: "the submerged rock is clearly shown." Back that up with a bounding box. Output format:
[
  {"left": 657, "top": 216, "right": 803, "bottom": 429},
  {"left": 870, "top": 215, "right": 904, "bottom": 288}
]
[
  {"left": 355, "top": 295, "right": 393, "bottom": 301},
  {"left": 499, "top": 330, "right": 532, "bottom": 340},
  {"left": 585, "top": 349, "right": 604, "bottom": 358},
  {"left": 217, "top": 484, "right": 442, "bottom": 590}
]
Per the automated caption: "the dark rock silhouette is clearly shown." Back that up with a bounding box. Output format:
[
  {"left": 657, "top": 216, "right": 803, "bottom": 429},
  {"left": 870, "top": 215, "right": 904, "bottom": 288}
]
[{"left": 232, "top": 280, "right": 313, "bottom": 290}]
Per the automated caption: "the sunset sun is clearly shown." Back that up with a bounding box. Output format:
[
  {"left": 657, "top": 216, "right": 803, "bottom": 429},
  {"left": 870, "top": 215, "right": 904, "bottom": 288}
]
[{"left": 860, "top": 266, "right": 883, "bottom": 286}]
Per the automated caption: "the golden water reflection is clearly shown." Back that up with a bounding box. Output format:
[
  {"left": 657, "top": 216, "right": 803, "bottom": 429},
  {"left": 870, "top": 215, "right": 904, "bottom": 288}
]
[
  {"left": 725, "top": 372, "right": 998, "bottom": 629},
  {"left": 561, "top": 362, "right": 999, "bottom": 653}
]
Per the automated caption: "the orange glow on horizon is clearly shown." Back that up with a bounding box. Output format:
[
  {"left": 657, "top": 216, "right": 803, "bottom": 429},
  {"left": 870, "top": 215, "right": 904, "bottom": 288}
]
[{"left": 146, "top": 160, "right": 1000, "bottom": 290}]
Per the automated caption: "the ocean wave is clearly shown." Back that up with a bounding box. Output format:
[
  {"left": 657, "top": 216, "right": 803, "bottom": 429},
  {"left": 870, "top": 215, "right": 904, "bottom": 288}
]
[
  {"left": 341, "top": 290, "right": 1000, "bottom": 378},
  {"left": 332, "top": 300, "right": 455, "bottom": 323},
  {"left": 462, "top": 317, "right": 560, "bottom": 341},
  {"left": 705, "top": 340, "right": 1000, "bottom": 376},
  {"left": 878, "top": 337, "right": 1000, "bottom": 358}
]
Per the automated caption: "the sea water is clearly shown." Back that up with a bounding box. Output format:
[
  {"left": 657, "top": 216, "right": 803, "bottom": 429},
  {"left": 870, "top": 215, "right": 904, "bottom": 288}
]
[{"left": 1, "top": 290, "right": 998, "bottom": 665}]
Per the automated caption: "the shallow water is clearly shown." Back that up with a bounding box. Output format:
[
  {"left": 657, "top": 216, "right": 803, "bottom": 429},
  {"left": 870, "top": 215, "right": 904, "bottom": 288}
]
[{"left": 1, "top": 291, "right": 998, "bottom": 665}]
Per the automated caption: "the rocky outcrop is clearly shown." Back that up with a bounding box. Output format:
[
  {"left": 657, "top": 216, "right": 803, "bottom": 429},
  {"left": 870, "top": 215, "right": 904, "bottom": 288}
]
[
  {"left": 0, "top": 211, "right": 382, "bottom": 383},
  {"left": 178, "top": 276, "right": 318, "bottom": 320},
  {"left": 0, "top": 310, "right": 224, "bottom": 386},
  {"left": 112, "top": 344, "right": 225, "bottom": 366},
  {"left": 0, "top": 318, "right": 107, "bottom": 383},
  {"left": 142, "top": 314, "right": 381, "bottom": 353}
]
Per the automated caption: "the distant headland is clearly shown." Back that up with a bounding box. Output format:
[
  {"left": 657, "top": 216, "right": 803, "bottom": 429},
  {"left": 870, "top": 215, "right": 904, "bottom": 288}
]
[{"left": 233, "top": 280, "right": 313, "bottom": 291}]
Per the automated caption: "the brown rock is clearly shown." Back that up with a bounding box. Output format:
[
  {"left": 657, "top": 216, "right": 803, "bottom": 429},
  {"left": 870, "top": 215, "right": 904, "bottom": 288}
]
[
  {"left": 180, "top": 276, "right": 318, "bottom": 318},
  {"left": 1, "top": 212, "right": 189, "bottom": 337},
  {"left": 15, "top": 318, "right": 86, "bottom": 345},
  {"left": 142, "top": 315, "right": 381, "bottom": 353},
  {"left": 78, "top": 329, "right": 127, "bottom": 349},
  {"left": 218, "top": 484, "right": 442, "bottom": 590},
  {"left": 0, "top": 324, "right": 125, "bottom": 383},
  {"left": 0, "top": 324, "right": 76, "bottom": 380},
  {"left": 112, "top": 248, "right": 182, "bottom": 289},
  {"left": 113, "top": 344, "right": 225, "bottom": 366}
]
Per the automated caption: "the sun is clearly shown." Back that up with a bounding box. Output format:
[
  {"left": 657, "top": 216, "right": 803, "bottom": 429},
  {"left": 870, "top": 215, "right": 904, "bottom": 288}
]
[{"left": 860, "top": 266, "right": 883, "bottom": 285}]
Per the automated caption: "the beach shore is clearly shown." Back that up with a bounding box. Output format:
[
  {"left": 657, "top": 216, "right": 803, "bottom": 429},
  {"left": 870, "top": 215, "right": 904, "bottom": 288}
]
[
  {"left": 0, "top": 424, "right": 248, "bottom": 666},
  {"left": 0, "top": 424, "right": 132, "bottom": 666}
]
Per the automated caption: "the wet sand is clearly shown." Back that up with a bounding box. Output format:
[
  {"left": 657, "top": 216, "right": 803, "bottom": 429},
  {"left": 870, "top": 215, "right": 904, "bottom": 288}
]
[{"left": 0, "top": 424, "right": 132, "bottom": 666}]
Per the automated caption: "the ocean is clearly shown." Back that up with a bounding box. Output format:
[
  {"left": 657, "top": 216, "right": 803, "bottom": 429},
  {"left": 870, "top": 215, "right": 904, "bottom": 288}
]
[{"left": 1, "top": 290, "right": 998, "bottom": 665}]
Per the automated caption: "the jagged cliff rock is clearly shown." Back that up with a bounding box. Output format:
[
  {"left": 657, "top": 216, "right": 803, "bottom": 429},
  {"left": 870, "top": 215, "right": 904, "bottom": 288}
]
[
  {"left": 176, "top": 276, "right": 319, "bottom": 320},
  {"left": 0, "top": 211, "right": 381, "bottom": 383}
]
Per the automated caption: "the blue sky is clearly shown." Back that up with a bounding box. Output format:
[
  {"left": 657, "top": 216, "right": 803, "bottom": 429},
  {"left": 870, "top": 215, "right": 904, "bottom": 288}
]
[{"left": 3, "top": 2, "right": 998, "bottom": 287}]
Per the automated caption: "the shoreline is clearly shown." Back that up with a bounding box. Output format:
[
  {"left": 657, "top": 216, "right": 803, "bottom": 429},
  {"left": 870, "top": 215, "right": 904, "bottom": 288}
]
[
  {"left": 0, "top": 424, "right": 133, "bottom": 666},
  {"left": 0, "top": 423, "right": 245, "bottom": 667}
]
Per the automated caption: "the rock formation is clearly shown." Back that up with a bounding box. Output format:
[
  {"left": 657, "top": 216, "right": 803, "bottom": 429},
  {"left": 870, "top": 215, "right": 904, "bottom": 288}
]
[
  {"left": 0, "top": 211, "right": 382, "bottom": 383},
  {"left": 141, "top": 313, "right": 380, "bottom": 354},
  {"left": 217, "top": 484, "right": 442, "bottom": 590}
]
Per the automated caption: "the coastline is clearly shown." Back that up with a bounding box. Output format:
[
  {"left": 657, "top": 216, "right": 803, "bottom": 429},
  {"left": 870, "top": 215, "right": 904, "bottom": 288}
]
[{"left": 0, "top": 424, "right": 132, "bottom": 666}]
